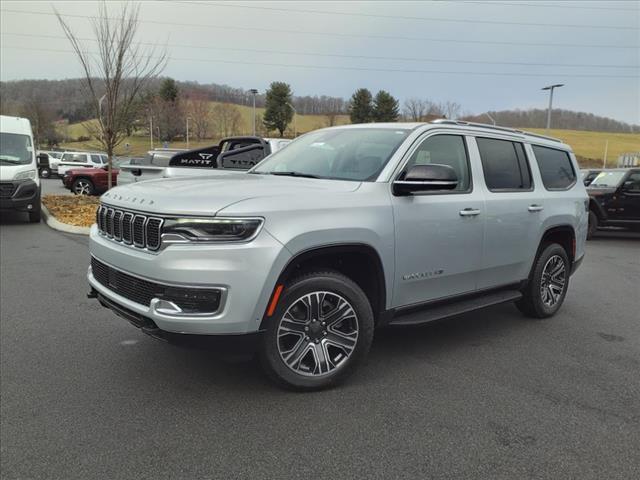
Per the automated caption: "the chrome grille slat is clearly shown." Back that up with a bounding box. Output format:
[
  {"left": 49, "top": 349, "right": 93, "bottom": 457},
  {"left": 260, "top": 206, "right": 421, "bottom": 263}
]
[{"left": 97, "top": 205, "right": 162, "bottom": 251}]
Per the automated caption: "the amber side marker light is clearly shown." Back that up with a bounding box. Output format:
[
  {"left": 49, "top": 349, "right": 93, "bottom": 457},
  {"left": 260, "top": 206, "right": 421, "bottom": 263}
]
[{"left": 266, "top": 285, "right": 284, "bottom": 317}]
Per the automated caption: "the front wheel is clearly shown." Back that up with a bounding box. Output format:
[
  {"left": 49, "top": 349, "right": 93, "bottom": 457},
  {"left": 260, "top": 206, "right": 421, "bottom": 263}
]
[
  {"left": 72, "top": 178, "right": 94, "bottom": 195},
  {"left": 259, "top": 271, "right": 374, "bottom": 390},
  {"left": 39, "top": 168, "right": 51, "bottom": 178},
  {"left": 516, "top": 243, "right": 570, "bottom": 319}
]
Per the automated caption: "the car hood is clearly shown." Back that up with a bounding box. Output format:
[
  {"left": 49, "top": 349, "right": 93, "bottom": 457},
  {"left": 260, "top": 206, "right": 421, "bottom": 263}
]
[{"left": 100, "top": 172, "right": 361, "bottom": 215}]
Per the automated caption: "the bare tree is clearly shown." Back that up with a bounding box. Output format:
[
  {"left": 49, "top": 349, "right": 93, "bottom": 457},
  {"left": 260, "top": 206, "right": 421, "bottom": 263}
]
[
  {"left": 56, "top": 2, "right": 166, "bottom": 189},
  {"left": 443, "top": 101, "right": 462, "bottom": 120},
  {"left": 212, "top": 103, "right": 242, "bottom": 137},
  {"left": 325, "top": 111, "right": 339, "bottom": 127},
  {"left": 403, "top": 98, "right": 428, "bottom": 122},
  {"left": 187, "top": 95, "right": 212, "bottom": 140}
]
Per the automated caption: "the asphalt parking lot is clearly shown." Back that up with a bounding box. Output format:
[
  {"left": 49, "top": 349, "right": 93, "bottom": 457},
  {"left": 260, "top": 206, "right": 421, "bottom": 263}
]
[
  {"left": 40, "top": 177, "right": 72, "bottom": 196},
  {"left": 1, "top": 214, "right": 638, "bottom": 479}
]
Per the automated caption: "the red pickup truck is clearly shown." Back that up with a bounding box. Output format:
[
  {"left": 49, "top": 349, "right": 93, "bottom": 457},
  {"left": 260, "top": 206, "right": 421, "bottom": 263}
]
[{"left": 62, "top": 166, "right": 119, "bottom": 195}]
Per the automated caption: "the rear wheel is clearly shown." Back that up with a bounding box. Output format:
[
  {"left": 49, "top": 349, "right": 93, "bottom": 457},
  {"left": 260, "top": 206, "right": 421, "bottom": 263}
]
[
  {"left": 72, "top": 178, "right": 94, "bottom": 196},
  {"left": 587, "top": 210, "right": 598, "bottom": 240},
  {"left": 516, "top": 243, "right": 570, "bottom": 319},
  {"left": 259, "top": 271, "right": 374, "bottom": 390}
]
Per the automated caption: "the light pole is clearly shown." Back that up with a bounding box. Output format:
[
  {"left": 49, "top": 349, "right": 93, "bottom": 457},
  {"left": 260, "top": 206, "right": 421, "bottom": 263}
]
[
  {"left": 149, "top": 116, "right": 154, "bottom": 149},
  {"left": 541, "top": 84, "right": 564, "bottom": 130},
  {"left": 98, "top": 94, "right": 106, "bottom": 122},
  {"left": 484, "top": 112, "right": 496, "bottom": 126},
  {"left": 186, "top": 117, "right": 191, "bottom": 149},
  {"left": 249, "top": 88, "right": 258, "bottom": 136}
]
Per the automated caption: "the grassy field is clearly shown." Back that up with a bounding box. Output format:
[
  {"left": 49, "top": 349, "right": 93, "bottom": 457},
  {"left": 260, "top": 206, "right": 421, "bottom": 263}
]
[
  {"left": 60, "top": 107, "right": 638, "bottom": 166},
  {"left": 526, "top": 128, "right": 639, "bottom": 166}
]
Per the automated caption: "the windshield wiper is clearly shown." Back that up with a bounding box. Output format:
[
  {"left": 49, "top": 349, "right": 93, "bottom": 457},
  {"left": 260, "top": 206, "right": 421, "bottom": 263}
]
[
  {"left": 268, "top": 171, "right": 320, "bottom": 179},
  {"left": 0, "top": 158, "right": 22, "bottom": 164}
]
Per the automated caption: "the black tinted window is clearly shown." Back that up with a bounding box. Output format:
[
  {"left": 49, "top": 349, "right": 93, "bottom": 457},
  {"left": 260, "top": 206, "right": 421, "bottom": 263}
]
[
  {"left": 624, "top": 172, "right": 640, "bottom": 192},
  {"left": 477, "top": 138, "right": 532, "bottom": 191},
  {"left": 405, "top": 135, "right": 470, "bottom": 191},
  {"left": 533, "top": 145, "right": 576, "bottom": 190}
]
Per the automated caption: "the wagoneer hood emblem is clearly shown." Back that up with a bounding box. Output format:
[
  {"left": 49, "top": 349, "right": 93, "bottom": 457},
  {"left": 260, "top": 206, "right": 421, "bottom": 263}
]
[{"left": 103, "top": 191, "right": 155, "bottom": 206}]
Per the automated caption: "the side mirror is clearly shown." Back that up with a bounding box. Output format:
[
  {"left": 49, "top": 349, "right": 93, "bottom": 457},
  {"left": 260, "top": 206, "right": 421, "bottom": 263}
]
[
  {"left": 36, "top": 153, "right": 48, "bottom": 167},
  {"left": 393, "top": 164, "right": 458, "bottom": 196}
]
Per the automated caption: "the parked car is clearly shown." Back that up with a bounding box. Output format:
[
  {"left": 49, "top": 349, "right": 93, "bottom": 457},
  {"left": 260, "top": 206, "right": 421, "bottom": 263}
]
[
  {"left": 0, "top": 115, "right": 41, "bottom": 222},
  {"left": 62, "top": 162, "right": 121, "bottom": 195},
  {"left": 580, "top": 168, "right": 602, "bottom": 187},
  {"left": 57, "top": 151, "right": 108, "bottom": 176},
  {"left": 87, "top": 120, "right": 587, "bottom": 390},
  {"left": 586, "top": 168, "right": 640, "bottom": 238},
  {"left": 117, "top": 137, "right": 290, "bottom": 186}
]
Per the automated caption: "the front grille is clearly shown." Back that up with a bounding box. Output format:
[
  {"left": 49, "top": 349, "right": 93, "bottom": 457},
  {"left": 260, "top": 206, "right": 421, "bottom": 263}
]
[
  {"left": 0, "top": 183, "right": 16, "bottom": 198},
  {"left": 91, "top": 257, "right": 222, "bottom": 313},
  {"left": 97, "top": 205, "right": 163, "bottom": 251}
]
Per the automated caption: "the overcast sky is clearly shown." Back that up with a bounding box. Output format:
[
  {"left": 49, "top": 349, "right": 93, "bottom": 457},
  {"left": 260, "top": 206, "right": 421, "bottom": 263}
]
[{"left": 1, "top": 0, "right": 638, "bottom": 123}]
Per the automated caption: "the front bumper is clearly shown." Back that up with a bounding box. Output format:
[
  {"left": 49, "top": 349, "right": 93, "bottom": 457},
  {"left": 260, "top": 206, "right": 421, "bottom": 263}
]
[
  {"left": 88, "top": 224, "right": 291, "bottom": 335},
  {"left": 0, "top": 180, "right": 40, "bottom": 211}
]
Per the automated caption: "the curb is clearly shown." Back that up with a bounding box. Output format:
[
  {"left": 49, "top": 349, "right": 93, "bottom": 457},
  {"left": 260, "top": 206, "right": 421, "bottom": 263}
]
[{"left": 41, "top": 204, "right": 91, "bottom": 236}]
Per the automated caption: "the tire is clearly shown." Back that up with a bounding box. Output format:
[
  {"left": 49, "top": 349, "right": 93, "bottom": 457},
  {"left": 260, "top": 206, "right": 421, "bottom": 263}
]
[
  {"left": 28, "top": 209, "right": 41, "bottom": 223},
  {"left": 259, "top": 270, "right": 374, "bottom": 391},
  {"left": 39, "top": 168, "right": 51, "bottom": 179},
  {"left": 516, "top": 243, "right": 570, "bottom": 319},
  {"left": 587, "top": 210, "right": 598, "bottom": 240},
  {"left": 72, "top": 178, "right": 94, "bottom": 196}
]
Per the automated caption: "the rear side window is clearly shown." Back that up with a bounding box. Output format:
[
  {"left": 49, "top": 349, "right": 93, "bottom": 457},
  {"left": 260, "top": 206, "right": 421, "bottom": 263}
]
[
  {"left": 477, "top": 137, "right": 532, "bottom": 191},
  {"left": 63, "top": 153, "right": 87, "bottom": 163},
  {"left": 91, "top": 155, "right": 103, "bottom": 164},
  {"left": 533, "top": 145, "right": 576, "bottom": 190}
]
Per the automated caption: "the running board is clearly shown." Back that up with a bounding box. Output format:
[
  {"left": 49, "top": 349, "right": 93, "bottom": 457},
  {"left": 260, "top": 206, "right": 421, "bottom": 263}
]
[{"left": 389, "top": 289, "right": 522, "bottom": 326}]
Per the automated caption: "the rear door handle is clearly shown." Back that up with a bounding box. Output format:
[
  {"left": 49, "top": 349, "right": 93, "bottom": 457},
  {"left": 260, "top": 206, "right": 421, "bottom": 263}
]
[
  {"left": 528, "top": 204, "right": 544, "bottom": 212},
  {"left": 459, "top": 208, "right": 481, "bottom": 217}
]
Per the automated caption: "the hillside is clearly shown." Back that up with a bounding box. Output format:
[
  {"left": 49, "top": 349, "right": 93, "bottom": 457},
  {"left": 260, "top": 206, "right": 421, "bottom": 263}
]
[{"left": 60, "top": 115, "right": 639, "bottom": 166}]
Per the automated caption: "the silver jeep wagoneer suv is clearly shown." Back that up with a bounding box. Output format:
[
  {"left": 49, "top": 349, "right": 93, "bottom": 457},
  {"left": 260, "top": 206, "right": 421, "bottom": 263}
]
[{"left": 88, "top": 120, "right": 588, "bottom": 390}]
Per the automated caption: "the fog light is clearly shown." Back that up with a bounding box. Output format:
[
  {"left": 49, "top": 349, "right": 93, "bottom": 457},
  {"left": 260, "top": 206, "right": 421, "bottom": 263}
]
[{"left": 27, "top": 204, "right": 33, "bottom": 210}]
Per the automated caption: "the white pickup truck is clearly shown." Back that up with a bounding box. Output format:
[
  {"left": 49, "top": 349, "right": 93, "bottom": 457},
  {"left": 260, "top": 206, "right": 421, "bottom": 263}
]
[{"left": 118, "top": 136, "right": 290, "bottom": 186}]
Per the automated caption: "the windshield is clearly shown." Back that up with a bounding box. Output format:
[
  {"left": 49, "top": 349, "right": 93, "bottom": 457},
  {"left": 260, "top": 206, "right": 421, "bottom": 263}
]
[
  {"left": 589, "top": 171, "right": 626, "bottom": 188},
  {"left": 252, "top": 128, "right": 410, "bottom": 181},
  {"left": 0, "top": 132, "right": 33, "bottom": 165}
]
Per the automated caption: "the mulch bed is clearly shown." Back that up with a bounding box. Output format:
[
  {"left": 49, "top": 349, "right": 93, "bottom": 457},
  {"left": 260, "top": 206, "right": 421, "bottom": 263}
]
[{"left": 42, "top": 195, "right": 100, "bottom": 227}]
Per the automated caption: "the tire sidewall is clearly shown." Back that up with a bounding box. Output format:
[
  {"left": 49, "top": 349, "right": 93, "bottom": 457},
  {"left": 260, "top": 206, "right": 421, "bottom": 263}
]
[
  {"left": 530, "top": 244, "right": 570, "bottom": 317},
  {"left": 260, "top": 272, "right": 374, "bottom": 390}
]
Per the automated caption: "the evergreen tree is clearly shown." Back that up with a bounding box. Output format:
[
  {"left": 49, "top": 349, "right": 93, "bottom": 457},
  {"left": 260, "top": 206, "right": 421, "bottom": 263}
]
[
  {"left": 159, "top": 78, "right": 179, "bottom": 102},
  {"left": 263, "top": 81, "right": 293, "bottom": 137},
  {"left": 373, "top": 90, "right": 399, "bottom": 122},
  {"left": 349, "top": 88, "right": 373, "bottom": 123}
]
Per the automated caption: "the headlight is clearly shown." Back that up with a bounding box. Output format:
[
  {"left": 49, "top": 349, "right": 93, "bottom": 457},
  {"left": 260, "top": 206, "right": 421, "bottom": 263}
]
[
  {"left": 14, "top": 170, "right": 37, "bottom": 180},
  {"left": 162, "top": 217, "right": 263, "bottom": 242}
]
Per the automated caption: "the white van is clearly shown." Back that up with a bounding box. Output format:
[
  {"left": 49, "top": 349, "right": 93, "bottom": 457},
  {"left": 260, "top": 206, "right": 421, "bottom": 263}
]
[
  {"left": 0, "top": 115, "right": 41, "bottom": 222},
  {"left": 57, "top": 151, "right": 108, "bottom": 176}
]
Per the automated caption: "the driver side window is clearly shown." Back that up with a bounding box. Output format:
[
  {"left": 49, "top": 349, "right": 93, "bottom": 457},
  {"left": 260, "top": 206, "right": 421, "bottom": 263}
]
[{"left": 404, "top": 135, "right": 471, "bottom": 191}]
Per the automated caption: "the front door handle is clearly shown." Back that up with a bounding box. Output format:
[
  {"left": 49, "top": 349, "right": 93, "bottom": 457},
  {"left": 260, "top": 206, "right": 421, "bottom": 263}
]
[
  {"left": 459, "top": 208, "right": 481, "bottom": 217},
  {"left": 528, "top": 204, "right": 544, "bottom": 212}
]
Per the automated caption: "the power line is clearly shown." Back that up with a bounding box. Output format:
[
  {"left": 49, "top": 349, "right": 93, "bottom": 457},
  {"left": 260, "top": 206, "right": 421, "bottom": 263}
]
[
  {"left": 173, "top": 1, "right": 639, "bottom": 30},
  {"left": 1, "top": 8, "right": 637, "bottom": 50},
  {"left": 3, "top": 45, "right": 637, "bottom": 79},
  {"left": 3, "top": 31, "right": 637, "bottom": 70},
  {"left": 450, "top": 1, "right": 640, "bottom": 12}
]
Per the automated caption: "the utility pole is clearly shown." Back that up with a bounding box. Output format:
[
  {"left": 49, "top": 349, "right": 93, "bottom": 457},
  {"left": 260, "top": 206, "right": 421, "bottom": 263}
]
[
  {"left": 149, "top": 116, "right": 154, "bottom": 149},
  {"left": 541, "top": 84, "right": 564, "bottom": 130},
  {"left": 603, "top": 139, "right": 609, "bottom": 168},
  {"left": 249, "top": 88, "right": 258, "bottom": 136}
]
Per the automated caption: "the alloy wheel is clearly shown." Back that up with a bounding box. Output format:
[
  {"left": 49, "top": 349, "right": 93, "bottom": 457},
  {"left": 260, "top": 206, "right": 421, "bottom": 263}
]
[
  {"left": 277, "top": 291, "right": 359, "bottom": 376},
  {"left": 540, "top": 254, "right": 566, "bottom": 307},
  {"left": 74, "top": 181, "right": 91, "bottom": 195}
]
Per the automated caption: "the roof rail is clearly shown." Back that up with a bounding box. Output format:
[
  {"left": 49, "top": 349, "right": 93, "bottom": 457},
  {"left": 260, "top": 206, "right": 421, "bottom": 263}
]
[{"left": 429, "top": 119, "right": 562, "bottom": 143}]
